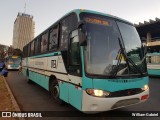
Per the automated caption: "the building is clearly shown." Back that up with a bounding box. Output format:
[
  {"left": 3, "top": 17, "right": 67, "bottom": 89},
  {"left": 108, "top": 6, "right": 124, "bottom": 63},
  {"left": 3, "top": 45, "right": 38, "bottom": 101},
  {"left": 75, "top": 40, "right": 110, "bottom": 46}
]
[
  {"left": 135, "top": 18, "right": 160, "bottom": 50},
  {"left": 12, "top": 12, "right": 35, "bottom": 50},
  {"left": 135, "top": 18, "right": 160, "bottom": 64}
]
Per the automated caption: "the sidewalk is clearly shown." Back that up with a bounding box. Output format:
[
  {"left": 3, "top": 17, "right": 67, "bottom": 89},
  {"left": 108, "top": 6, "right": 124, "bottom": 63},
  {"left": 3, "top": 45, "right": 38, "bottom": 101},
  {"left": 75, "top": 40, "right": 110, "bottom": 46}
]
[{"left": 0, "top": 75, "right": 24, "bottom": 120}]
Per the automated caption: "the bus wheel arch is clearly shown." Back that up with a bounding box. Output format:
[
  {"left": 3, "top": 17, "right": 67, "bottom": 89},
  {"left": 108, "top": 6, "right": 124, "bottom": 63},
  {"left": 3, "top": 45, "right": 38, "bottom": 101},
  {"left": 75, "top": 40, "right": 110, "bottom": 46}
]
[{"left": 49, "top": 75, "right": 64, "bottom": 105}]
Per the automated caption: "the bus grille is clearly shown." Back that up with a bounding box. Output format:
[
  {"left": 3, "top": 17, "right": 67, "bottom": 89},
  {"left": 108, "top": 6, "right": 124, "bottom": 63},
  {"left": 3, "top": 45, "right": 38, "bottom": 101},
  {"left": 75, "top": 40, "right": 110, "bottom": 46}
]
[
  {"left": 108, "top": 88, "right": 143, "bottom": 97},
  {"left": 111, "top": 98, "right": 140, "bottom": 109}
]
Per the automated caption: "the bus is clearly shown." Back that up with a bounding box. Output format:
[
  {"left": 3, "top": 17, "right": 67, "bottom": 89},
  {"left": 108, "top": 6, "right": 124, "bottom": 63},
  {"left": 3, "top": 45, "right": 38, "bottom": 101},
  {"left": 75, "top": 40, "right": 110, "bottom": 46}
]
[
  {"left": 22, "top": 9, "right": 149, "bottom": 112},
  {"left": 6, "top": 55, "right": 21, "bottom": 70},
  {"left": 146, "top": 45, "right": 160, "bottom": 76}
]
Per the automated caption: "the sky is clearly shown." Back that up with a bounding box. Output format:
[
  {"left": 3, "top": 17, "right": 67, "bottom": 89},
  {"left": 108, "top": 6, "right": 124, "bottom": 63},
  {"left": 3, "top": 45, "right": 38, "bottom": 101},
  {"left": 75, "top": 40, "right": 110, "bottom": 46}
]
[{"left": 0, "top": 0, "right": 160, "bottom": 46}]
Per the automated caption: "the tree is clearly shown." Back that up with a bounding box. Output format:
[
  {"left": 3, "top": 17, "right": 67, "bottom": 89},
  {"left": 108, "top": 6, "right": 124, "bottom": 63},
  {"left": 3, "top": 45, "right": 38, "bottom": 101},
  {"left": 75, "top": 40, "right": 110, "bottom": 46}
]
[{"left": 13, "top": 49, "right": 22, "bottom": 56}]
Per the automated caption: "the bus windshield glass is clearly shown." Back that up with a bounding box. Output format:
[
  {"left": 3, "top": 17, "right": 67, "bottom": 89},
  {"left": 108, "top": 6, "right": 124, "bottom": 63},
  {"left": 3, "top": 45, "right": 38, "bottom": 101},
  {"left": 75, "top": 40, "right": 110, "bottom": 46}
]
[
  {"left": 81, "top": 13, "right": 147, "bottom": 76},
  {"left": 117, "top": 22, "right": 147, "bottom": 74},
  {"left": 7, "top": 56, "right": 21, "bottom": 64}
]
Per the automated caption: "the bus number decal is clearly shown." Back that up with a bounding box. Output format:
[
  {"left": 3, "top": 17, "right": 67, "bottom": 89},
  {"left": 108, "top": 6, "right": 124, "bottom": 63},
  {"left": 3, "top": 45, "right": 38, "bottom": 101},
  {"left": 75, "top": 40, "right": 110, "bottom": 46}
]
[{"left": 51, "top": 60, "right": 57, "bottom": 68}]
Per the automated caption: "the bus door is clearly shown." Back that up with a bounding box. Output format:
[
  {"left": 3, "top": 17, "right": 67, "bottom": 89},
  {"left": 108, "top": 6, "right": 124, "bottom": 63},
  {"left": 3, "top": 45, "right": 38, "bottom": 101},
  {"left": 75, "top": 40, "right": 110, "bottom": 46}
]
[{"left": 68, "top": 29, "right": 82, "bottom": 110}]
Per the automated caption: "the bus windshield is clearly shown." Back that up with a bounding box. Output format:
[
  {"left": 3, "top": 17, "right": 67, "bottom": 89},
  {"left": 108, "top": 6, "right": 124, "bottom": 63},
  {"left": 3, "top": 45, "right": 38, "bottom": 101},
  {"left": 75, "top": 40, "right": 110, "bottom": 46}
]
[
  {"left": 81, "top": 13, "right": 147, "bottom": 77},
  {"left": 7, "top": 56, "right": 21, "bottom": 64},
  {"left": 117, "top": 21, "right": 147, "bottom": 75}
]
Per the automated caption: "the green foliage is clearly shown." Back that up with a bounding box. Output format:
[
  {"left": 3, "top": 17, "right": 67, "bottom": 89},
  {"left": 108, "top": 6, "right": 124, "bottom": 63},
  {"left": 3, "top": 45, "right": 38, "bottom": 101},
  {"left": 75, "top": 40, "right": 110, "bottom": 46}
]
[{"left": 12, "top": 49, "right": 22, "bottom": 56}]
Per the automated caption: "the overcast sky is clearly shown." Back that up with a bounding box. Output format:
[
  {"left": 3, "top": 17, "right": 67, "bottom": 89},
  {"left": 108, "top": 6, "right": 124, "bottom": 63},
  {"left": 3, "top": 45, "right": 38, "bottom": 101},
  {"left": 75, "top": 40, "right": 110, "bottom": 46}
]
[{"left": 0, "top": 0, "right": 160, "bottom": 46}]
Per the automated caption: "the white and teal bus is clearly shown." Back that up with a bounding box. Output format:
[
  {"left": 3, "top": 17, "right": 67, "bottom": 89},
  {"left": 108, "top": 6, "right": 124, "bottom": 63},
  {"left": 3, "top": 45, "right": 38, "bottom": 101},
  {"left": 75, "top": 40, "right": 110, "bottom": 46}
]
[
  {"left": 22, "top": 9, "right": 149, "bottom": 112},
  {"left": 6, "top": 55, "right": 21, "bottom": 70},
  {"left": 146, "top": 45, "right": 160, "bottom": 76}
]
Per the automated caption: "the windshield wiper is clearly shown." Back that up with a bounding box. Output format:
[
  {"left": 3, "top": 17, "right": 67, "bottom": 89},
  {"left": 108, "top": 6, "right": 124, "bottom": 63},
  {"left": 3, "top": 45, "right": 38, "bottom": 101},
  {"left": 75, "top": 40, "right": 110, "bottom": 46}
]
[
  {"left": 127, "top": 57, "right": 144, "bottom": 76},
  {"left": 117, "top": 38, "right": 144, "bottom": 76}
]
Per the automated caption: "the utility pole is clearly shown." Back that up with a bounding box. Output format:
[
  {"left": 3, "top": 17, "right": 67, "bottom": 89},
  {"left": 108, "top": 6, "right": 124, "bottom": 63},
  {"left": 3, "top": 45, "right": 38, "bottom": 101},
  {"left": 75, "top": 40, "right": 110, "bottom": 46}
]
[{"left": 24, "top": 0, "right": 27, "bottom": 13}]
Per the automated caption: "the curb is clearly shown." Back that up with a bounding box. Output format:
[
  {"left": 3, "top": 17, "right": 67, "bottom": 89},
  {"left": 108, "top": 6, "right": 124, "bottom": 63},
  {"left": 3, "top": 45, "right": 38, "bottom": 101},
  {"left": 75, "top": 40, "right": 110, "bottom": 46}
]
[{"left": 2, "top": 76, "right": 26, "bottom": 120}]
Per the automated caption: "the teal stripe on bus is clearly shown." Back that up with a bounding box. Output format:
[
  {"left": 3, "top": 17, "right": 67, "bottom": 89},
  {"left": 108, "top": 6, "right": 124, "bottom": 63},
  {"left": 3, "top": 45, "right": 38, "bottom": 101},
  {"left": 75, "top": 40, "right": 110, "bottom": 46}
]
[
  {"left": 59, "top": 82, "right": 69, "bottom": 103},
  {"left": 68, "top": 83, "right": 82, "bottom": 111},
  {"left": 80, "top": 47, "right": 93, "bottom": 90},
  {"left": 59, "top": 80, "right": 82, "bottom": 111},
  {"left": 148, "top": 69, "right": 160, "bottom": 76},
  {"left": 29, "top": 71, "right": 49, "bottom": 91},
  {"left": 29, "top": 52, "right": 61, "bottom": 59}
]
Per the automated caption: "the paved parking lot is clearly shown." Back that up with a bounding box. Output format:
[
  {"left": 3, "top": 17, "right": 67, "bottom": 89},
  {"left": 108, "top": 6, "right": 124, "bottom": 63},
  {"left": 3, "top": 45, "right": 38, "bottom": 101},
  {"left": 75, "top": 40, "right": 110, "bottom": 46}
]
[{"left": 5, "top": 71, "right": 160, "bottom": 120}]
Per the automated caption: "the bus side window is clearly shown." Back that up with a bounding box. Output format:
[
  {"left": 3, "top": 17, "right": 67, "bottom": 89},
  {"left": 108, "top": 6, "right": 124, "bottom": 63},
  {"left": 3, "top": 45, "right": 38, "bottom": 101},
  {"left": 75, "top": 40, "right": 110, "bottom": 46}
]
[
  {"left": 41, "top": 32, "right": 49, "bottom": 53},
  {"left": 69, "top": 30, "right": 81, "bottom": 75},
  {"left": 30, "top": 41, "right": 35, "bottom": 56},
  {"left": 35, "top": 37, "right": 41, "bottom": 54},
  {"left": 27, "top": 44, "right": 31, "bottom": 57},
  {"left": 49, "top": 25, "right": 59, "bottom": 50},
  {"left": 60, "top": 14, "right": 78, "bottom": 50}
]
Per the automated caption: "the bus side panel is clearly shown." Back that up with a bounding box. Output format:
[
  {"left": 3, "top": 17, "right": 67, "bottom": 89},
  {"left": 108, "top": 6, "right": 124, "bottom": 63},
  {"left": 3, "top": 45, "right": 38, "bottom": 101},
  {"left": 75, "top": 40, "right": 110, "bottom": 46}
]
[
  {"left": 80, "top": 47, "right": 93, "bottom": 90},
  {"left": 22, "top": 68, "right": 27, "bottom": 77},
  {"left": 68, "top": 84, "right": 82, "bottom": 111},
  {"left": 148, "top": 69, "right": 160, "bottom": 76},
  {"left": 29, "top": 71, "right": 49, "bottom": 91},
  {"left": 59, "top": 82, "right": 69, "bottom": 103},
  {"left": 92, "top": 77, "right": 149, "bottom": 92},
  {"left": 22, "top": 58, "right": 27, "bottom": 77}
]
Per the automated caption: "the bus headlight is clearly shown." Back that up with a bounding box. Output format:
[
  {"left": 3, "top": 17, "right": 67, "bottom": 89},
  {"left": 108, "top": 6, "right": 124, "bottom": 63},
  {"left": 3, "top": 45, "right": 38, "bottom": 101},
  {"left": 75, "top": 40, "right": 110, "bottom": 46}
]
[
  {"left": 86, "top": 89, "right": 110, "bottom": 97},
  {"left": 141, "top": 85, "right": 149, "bottom": 91}
]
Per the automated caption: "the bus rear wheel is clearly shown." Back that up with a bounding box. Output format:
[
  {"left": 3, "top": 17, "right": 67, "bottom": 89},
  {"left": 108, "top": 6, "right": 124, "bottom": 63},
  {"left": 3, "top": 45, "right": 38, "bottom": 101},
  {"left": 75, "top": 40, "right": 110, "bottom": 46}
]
[{"left": 50, "top": 80, "right": 63, "bottom": 105}]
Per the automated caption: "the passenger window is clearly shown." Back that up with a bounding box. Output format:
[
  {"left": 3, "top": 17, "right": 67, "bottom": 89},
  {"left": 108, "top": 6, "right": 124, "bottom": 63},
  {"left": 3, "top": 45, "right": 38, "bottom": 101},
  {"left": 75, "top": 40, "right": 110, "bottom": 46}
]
[
  {"left": 60, "top": 14, "right": 78, "bottom": 50},
  {"left": 27, "top": 44, "right": 30, "bottom": 56},
  {"left": 30, "top": 41, "right": 34, "bottom": 56},
  {"left": 41, "top": 32, "right": 48, "bottom": 52},
  {"left": 35, "top": 37, "right": 41, "bottom": 54},
  {"left": 49, "top": 25, "right": 59, "bottom": 50},
  {"left": 70, "top": 36, "right": 80, "bottom": 65}
]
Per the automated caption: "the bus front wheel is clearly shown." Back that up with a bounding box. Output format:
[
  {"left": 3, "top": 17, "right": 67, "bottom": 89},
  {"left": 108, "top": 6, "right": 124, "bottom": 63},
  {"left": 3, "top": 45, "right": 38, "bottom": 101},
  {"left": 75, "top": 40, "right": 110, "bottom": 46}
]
[{"left": 50, "top": 80, "right": 63, "bottom": 105}]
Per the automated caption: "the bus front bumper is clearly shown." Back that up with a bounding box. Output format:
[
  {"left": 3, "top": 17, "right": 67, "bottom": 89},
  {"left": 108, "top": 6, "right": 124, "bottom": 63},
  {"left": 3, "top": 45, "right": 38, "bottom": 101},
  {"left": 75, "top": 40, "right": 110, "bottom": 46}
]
[
  {"left": 82, "top": 89, "right": 149, "bottom": 112},
  {"left": 7, "top": 65, "right": 20, "bottom": 70}
]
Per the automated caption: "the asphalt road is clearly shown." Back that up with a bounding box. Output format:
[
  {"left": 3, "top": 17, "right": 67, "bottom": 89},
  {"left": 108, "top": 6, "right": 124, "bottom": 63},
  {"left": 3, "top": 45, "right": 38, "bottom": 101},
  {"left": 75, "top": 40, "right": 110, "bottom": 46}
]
[{"left": 5, "top": 71, "right": 160, "bottom": 120}]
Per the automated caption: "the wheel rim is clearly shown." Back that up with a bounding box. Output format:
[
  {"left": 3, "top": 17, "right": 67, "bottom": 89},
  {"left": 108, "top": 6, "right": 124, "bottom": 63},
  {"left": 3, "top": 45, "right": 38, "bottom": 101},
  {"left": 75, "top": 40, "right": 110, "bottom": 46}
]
[{"left": 53, "top": 85, "right": 59, "bottom": 98}]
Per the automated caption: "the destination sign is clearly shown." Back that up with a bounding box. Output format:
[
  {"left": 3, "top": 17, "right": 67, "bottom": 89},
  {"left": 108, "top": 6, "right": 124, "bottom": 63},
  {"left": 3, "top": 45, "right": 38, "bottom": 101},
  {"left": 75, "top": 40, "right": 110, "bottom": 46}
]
[{"left": 85, "top": 17, "right": 109, "bottom": 26}]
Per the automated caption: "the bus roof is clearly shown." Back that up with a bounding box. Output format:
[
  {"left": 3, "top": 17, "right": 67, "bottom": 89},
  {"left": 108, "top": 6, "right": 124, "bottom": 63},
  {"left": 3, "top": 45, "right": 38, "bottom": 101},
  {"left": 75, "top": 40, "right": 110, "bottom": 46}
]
[
  {"left": 26, "top": 9, "right": 133, "bottom": 47},
  {"left": 70, "top": 9, "right": 132, "bottom": 24}
]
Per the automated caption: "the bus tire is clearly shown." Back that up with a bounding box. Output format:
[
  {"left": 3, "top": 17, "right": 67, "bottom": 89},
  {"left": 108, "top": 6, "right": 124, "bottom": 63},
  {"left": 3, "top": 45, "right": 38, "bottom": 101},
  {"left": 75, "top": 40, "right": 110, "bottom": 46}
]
[{"left": 50, "top": 79, "right": 64, "bottom": 105}]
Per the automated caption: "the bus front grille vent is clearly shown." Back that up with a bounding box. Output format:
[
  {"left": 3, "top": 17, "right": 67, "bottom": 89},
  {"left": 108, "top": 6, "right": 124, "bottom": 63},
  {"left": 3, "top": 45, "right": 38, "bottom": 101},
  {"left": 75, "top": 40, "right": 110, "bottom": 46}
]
[
  {"left": 109, "top": 79, "right": 141, "bottom": 83},
  {"left": 111, "top": 98, "right": 140, "bottom": 109},
  {"left": 109, "top": 88, "right": 143, "bottom": 97}
]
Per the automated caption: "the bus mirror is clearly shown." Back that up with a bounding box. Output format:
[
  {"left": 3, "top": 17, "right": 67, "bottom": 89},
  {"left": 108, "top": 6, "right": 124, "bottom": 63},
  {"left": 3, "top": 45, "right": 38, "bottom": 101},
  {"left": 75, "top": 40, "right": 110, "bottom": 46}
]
[
  {"left": 78, "top": 20, "right": 85, "bottom": 29},
  {"left": 78, "top": 29, "right": 87, "bottom": 46}
]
